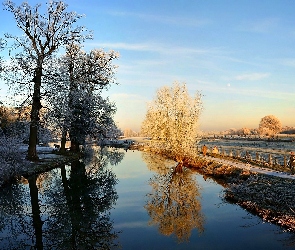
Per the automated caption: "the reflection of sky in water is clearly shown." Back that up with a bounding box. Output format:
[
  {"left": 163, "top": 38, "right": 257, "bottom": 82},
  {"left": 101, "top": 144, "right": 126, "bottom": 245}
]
[
  {"left": 0, "top": 149, "right": 294, "bottom": 249},
  {"left": 111, "top": 150, "right": 294, "bottom": 249}
]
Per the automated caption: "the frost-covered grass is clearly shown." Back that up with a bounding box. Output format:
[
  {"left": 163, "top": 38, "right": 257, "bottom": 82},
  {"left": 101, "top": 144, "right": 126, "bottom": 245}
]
[
  {"left": 203, "top": 138, "right": 295, "bottom": 166},
  {"left": 0, "top": 135, "right": 30, "bottom": 186}
]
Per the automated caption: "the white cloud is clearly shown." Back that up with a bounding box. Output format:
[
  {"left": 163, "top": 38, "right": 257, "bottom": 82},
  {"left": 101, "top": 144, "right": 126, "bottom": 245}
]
[
  {"left": 279, "top": 58, "right": 295, "bottom": 68},
  {"left": 109, "top": 11, "right": 210, "bottom": 27},
  {"left": 234, "top": 73, "right": 269, "bottom": 81},
  {"left": 202, "top": 84, "right": 294, "bottom": 101},
  {"left": 90, "top": 42, "right": 152, "bottom": 52},
  {"left": 86, "top": 41, "right": 223, "bottom": 56},
  {"left": 238, "top": 18, "right": 279, "bottom": 33}
]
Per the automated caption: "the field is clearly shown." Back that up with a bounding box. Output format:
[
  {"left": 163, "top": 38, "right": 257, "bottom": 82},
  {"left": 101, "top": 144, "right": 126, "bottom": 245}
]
[{"left": 199, "top": 137, "right": 295, "bottom": 171}]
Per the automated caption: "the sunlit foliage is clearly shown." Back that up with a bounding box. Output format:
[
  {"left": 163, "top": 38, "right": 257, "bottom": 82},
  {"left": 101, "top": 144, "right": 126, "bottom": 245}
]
[
  {"left": 258, "top": 115, "right": 282, "bottom": 136},
  {"left": 141, "top": 82, "right": 202, "bottom": 162},
  {"left": 143, "top": 153, "right": 204, "bottom": 242},
  {"left": 141, "top": 151, "right": 175, "bottom": 175}
]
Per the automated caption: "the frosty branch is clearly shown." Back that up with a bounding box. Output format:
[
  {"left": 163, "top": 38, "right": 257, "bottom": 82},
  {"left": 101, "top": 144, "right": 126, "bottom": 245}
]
[
  {"left": 3, "top": 0, "right": 90, "bottom": 160},
  {"left": 141, "top": 82, "right": 203, "bottom": 165}
]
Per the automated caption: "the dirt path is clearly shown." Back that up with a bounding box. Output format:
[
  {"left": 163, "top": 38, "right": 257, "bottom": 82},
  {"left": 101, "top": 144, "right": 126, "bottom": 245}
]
[{"left": 202, "top": 155, "right": 295, "bottom": 180}]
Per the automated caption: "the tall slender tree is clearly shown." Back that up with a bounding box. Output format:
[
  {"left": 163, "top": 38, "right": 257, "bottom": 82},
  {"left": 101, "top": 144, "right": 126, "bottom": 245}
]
[{"left": 3, "top": 1, "right": 88, "bottom": 160}]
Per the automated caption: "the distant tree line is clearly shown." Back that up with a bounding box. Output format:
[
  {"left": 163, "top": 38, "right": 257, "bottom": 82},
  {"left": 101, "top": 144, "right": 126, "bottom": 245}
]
[
  {"left": 123, "top": 128, "right": 140, "bottom": 138},
  {"left": 280, "top": 127, "right": 295, "bottom": 134},
  {"left": 219, "top": 115, "right": 292, "bottom": 137}
]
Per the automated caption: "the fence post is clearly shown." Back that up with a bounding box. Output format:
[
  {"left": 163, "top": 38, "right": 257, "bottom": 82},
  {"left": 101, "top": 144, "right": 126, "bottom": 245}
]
[
  {"left": 268, "top": 154, "right": 272, "bottom": 165},
  {"left": 256, "top": 152, "right": 259, "bottom": 161},
  {"left": 246, "top": 151, "right": 251, "bottom": 160}
]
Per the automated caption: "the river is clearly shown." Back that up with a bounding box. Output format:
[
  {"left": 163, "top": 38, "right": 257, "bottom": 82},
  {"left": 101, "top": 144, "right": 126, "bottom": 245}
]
[{"left": 0, "top": 147, "right": 294, "bottom": 249}]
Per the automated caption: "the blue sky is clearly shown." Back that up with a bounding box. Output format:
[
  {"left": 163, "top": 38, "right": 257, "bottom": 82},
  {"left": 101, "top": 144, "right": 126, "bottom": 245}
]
[{"left": 1, "top": 0, "right": 295, "bottom": 131}]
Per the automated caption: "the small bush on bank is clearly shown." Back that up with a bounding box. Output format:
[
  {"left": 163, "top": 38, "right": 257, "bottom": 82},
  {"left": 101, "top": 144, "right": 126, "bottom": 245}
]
[{"left": 0, "top": 134, "right": 29, "bottom": 186}]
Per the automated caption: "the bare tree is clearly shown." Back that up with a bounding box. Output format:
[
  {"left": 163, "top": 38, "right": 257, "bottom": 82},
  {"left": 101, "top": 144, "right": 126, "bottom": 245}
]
[
  {"left": 141, "top": 82, "right": 202, "bottom": 165},
  {"left": 3, "top": 1, "right": 88, "bottom": 160},
  {"left": 258, "top": 115, "right": 282, "bottom": 137}
]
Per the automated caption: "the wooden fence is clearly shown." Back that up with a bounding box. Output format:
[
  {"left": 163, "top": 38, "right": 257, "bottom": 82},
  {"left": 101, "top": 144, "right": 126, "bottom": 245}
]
[{"left": 196, "top": 145, "right": 292, "bottom": 170}]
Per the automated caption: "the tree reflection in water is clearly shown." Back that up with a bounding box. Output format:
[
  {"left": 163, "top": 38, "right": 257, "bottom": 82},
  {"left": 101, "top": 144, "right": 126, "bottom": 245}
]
[
  {"left": 142, "top": 152, "right": 205, "bottom": 242},
  {"left": 0, "top": 146, "right": 124, "bottom": 249}
]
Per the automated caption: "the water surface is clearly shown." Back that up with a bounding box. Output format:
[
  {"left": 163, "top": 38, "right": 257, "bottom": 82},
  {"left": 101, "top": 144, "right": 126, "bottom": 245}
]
[
  {"left": 0, "top": 148, "right": 294, "bottom": 249},
  {"left": 111, "top": 150, "right": 294, "bottom": 250}
]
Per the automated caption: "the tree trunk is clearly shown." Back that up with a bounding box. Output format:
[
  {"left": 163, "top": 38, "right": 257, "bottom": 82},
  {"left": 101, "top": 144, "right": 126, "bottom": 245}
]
[
  {"left": 67, "top": 52, "right": 79, "bottom": 153},
  {"left": 69, "top": 160, "right": 85, "bottom": 248},
  {"left": 174, "top": 162, "right": 183, "bottom": 173},
  {"left": 28, "top": 175, "right": 43, "bottom": 249},
  {"left": 28, "top": 121, "right": 39, "bottom": 160},
  {"left": 70, "top": 139, "right": 80, "bottom": 153},
  {"left": 60, "top": 128, "right": 67, "bottom": 154},
  {"left": 27, "top": 67, "right": 42, "bottom": 161}
]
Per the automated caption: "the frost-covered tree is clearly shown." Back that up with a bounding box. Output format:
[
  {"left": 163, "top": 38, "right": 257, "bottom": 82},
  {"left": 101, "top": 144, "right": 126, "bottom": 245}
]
[
  {"left": 3, "top": 1, "right": 87, "bottom": 160},
  {"left": 123, "top": 128, "right": 139, "bottom": 137},
  {"left": 258, "top": 115, "right": 282, "bottom": 136},
  {"left": 44, "top": 44, "right": 119, "bottom": 152},
  {"left": 237, "top": 127, "right": 251, "bottom": 136},
  {"left": 141, "top": 82, "right": 202, "bottom": 164},
  {"left": 0, "top": 38, "right": 5, "bottom": 72},
  {"left": 0, "top": 106, "right": 16, "bottom": 132},
  {"left": 66, "top": 45, "right": 118, "bottom": 152},
  {"left": 0, "top": 104, "right": 51, "bottom": 146},
  {"left": 0, "top": 134, "right": 30, "bottom": 186},
  {"left": 105, "top": 123, "right": 122, "bottom": 140},
  {"left": 68, "top": 89, "right": 117, "bottom": 150}
]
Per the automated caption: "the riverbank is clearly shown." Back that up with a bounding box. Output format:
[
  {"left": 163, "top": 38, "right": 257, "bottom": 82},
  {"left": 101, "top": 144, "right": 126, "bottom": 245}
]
[
  {"left": 131, "top": 143, "right": 295, "bottom": 233},
  {"left": 22, "top": 149, "right": 81, "bottom": 176},
  {"left": 3, "top": 141, "right": 295, "bottom": 233},
  {"left": 0, "top": 145, "right": 81, "bottom": 187},
  {"left": 224, "top": 174, "right": 295, "bottom": 232}
]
